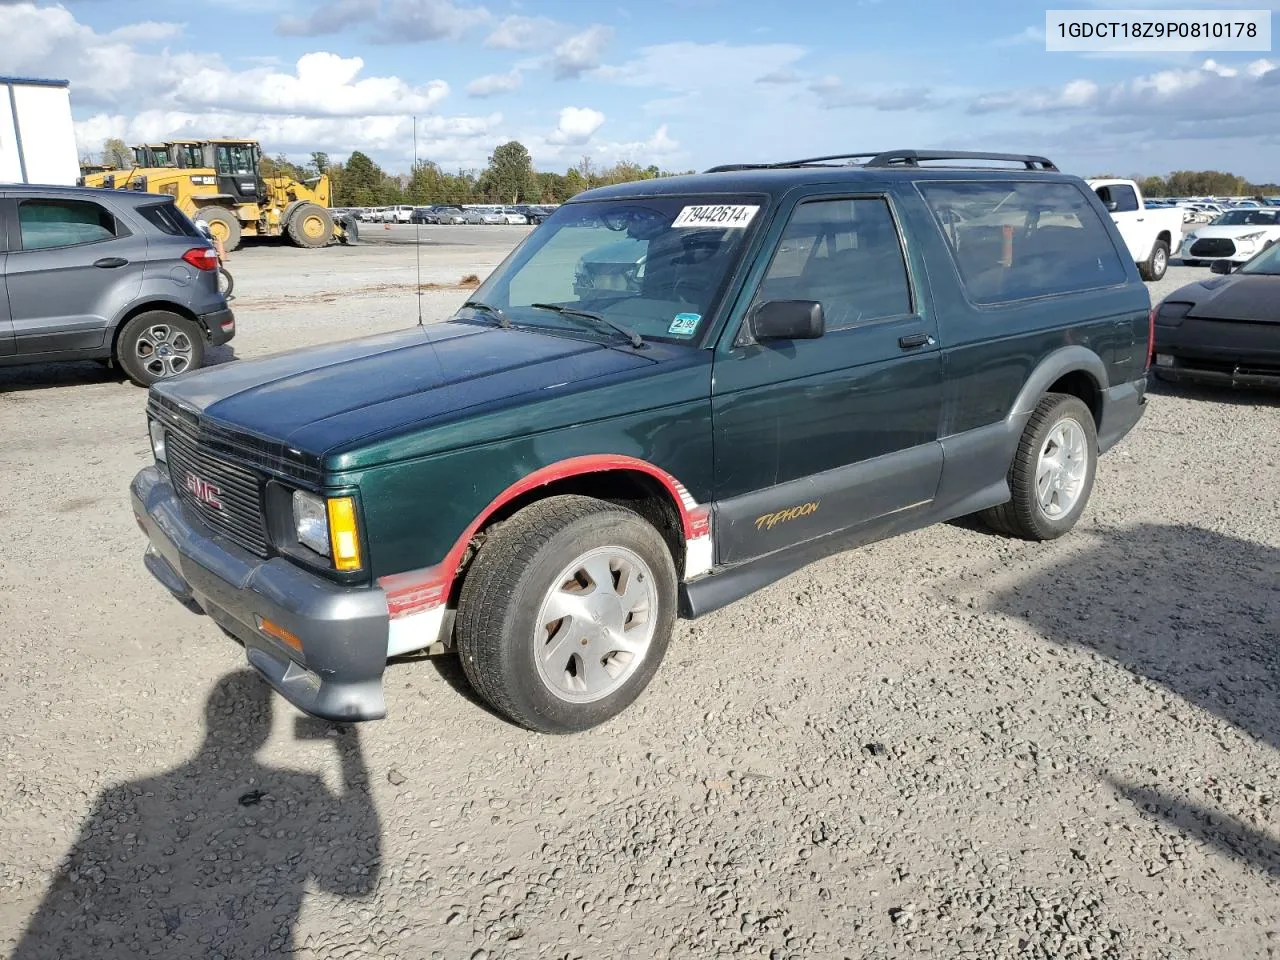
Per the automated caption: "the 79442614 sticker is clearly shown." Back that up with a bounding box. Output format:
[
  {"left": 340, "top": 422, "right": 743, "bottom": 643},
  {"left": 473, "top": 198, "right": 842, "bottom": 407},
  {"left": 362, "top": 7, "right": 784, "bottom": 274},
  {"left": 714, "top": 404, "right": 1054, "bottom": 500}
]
[{"left": 671, "top": 205, "right": 759, "bottom": 229}]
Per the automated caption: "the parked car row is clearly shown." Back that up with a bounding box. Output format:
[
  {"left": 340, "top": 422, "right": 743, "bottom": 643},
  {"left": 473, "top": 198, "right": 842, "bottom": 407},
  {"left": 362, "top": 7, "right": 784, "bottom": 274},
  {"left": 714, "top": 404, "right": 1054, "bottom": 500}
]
[{"left": 336, "top": 204, "right": 559, "bottom": 226}]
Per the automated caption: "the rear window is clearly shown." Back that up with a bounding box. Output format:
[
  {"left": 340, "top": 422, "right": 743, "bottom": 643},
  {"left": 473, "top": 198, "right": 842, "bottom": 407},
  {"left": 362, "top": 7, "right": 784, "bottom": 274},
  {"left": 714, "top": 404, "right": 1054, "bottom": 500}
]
[
  {"left": 138, "top": 202, "right": 202, "bottom": 238},
  {"left": 919, "top": 180, "right": 1129, "bottom": 304}
]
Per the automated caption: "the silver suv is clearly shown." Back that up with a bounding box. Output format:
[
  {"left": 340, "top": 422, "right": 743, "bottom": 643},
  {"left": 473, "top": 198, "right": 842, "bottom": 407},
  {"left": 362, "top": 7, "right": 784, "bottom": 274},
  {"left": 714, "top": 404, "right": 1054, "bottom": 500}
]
[{"left": 1, "top": 184, "right": 235, "bottom": 385}]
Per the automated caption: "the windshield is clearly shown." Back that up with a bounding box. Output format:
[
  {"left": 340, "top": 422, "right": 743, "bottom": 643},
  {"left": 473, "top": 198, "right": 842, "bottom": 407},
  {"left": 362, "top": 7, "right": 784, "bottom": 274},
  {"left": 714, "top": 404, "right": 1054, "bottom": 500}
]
[
  {"left": 469, "top": 196, "right": 765, "bottom": 345},
  {"left": 1213, "top": 209, "right": 1279, "bottom": 226},
  {"left": 1238, "top": 241, "right": 1280, "bottom": 276}
]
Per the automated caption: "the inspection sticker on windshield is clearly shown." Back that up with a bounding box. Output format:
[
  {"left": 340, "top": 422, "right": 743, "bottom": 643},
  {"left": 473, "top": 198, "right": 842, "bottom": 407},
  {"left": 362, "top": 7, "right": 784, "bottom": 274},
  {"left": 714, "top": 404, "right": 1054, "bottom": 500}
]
[
  {"left": 672, "top": 204, "right": 759, "bottom": 229},
  {"left": 668, "top": 313, "right": 701, "bottom": 337}
]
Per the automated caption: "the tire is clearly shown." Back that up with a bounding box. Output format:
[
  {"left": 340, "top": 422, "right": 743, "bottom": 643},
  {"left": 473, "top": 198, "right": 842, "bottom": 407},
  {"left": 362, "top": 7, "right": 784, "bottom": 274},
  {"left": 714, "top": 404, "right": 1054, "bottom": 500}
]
[
  {"left": 195, "top": 206, "right": 242, "bottom": 252},
  {"left": 217, "top": 266, "right": 234, "bottom": 298},
  {"left": 1139, "top": 239, "right": 1169, "bottom": 281},
  {"left": 455, "top": 495, "right": 678, "bottom": 734},
  {"left": 287, "top": 203, "right": 335, "bottom": 248},
  {"left": 980, "top": 393, "right": 1098, "bottom": 541},
  {"left": 116, "top": 310, "right": 206, "bottom": 387}
]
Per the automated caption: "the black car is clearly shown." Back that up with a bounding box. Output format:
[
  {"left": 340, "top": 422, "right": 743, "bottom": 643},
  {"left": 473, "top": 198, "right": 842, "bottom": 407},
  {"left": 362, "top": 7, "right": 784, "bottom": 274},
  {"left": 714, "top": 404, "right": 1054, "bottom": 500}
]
[
  {"left": 1153, "top": 242, "right": 1280, "bottom": 388},
  {"left": 409, "top": 207, "right": 433, "bottom": 224}
]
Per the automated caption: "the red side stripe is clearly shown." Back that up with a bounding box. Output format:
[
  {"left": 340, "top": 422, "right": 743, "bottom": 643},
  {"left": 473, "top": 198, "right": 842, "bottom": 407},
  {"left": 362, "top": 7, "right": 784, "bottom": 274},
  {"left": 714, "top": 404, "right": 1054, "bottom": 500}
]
[{"left": 379, "top": 454, "right": 698, "bottom": 617}]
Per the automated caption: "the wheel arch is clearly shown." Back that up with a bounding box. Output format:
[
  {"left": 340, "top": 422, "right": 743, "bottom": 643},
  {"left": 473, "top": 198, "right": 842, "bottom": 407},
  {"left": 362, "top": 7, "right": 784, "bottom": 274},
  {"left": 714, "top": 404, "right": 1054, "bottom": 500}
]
[
  {"left": 378, "top": 455, "right": 708, "bottom": 618},
  {"left": 109, "top": 299, "right": 204, "bottom": 359},
  {"left": 1009, "top": 346, "right": 1108, "bottom": 428}
]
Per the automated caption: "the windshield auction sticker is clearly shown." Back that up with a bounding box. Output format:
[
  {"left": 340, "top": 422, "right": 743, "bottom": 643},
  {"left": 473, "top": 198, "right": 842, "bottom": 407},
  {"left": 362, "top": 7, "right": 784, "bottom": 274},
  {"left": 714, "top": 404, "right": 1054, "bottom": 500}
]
[
  {"left": 1046, "top": 9, "right": 1271, "bottom": 51},
  {"left": 672, "top": 205, "right": 760, "bottom": 228}
]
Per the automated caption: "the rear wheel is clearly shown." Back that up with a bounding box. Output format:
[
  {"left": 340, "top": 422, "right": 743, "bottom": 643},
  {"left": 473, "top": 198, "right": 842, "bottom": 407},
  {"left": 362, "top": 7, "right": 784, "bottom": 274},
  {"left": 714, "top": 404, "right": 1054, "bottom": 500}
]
[
  {"left": 116, "top": 310, "right": 206, "bottom": 386},
  {"left": 1139, "top": 239, "right": 1169, "bottom": 281},
  {"left": 981, "top": 393, "right": 1097, "bottom": 541},
  {"left": 195, "top": 206, "right": 242, "bottom": 252},
  {"left": 455, "top": 495, "right": 677, "bottom": 733},
  {"left": 287, "top": 203, "right": 334, "bottom": 248}
]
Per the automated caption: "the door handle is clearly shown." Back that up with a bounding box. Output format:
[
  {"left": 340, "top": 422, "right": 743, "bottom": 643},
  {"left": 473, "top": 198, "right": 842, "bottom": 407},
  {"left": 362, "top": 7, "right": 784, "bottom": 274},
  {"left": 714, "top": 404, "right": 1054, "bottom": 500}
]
[
  {"left": 898, "top": 333, "right": 934, "bottom": 350},
  {"left": 93, "top": 257, "right": 128, "bottom": 268},
  {"left": 1135, "top": 217, "right": 1144, "bottom": 222}
]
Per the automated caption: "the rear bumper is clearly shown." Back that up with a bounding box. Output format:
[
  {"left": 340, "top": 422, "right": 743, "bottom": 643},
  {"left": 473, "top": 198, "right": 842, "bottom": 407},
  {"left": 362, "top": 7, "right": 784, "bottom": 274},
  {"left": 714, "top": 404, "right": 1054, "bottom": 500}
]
[
  {"left": 1097, "top": 376, "right": 1148, "bottom": 454},
  {"left": 131, "top": 465, "right": 390, "bottom": 721},
  {"left": 201, "top": 307, "right": 236, "bottom": 346}
]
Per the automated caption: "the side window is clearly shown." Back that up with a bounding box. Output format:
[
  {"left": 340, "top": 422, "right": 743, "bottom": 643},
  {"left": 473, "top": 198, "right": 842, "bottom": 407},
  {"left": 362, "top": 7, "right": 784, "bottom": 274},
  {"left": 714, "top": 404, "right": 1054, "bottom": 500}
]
[
  {"left": 920, "top": 180, "right": 1128, "bottom": 305},
  {"left": 1095, "top": 183, "right": 1138, "bottom": 213},
  {"left": 18, "top": 199, "right": 118, "bottom": 251},
  {"left": 138, "top": 202, "right": 202, "bottom": 238},
  {"left": 754, "top": 197, "right": 912, "bottom": 331}
]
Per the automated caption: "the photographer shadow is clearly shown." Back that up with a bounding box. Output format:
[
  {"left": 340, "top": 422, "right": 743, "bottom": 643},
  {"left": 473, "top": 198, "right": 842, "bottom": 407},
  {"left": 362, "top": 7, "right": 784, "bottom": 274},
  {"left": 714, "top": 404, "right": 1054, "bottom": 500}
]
[{"left": 12, "top": 670, "right": 381, "bottom": 959}]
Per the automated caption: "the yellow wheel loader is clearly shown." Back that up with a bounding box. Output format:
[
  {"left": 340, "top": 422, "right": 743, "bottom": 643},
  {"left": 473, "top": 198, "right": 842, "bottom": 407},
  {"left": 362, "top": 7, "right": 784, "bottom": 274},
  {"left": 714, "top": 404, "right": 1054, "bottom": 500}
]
[{"left": 80, "top": 139, "right": 353, "bottom": 251}]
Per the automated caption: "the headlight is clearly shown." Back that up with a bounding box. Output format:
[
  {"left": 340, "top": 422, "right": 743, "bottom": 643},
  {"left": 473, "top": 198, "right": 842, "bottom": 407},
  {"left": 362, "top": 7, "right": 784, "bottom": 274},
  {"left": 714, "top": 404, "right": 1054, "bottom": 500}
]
[
  {"left": 1236, "top": 231, "right": 1264, "bottom": 242},
  {"left": 293, "top": 490, "right": 329, "bottom": 556},
  {"left": 149, "top": 419, "right": 167, "bottom": 463},
  {"left": 1156, "top": 301, "right": 1193, "bottom": 326},
  {"left": 292, "top": 490, "right": 363, "bottom": 571}
]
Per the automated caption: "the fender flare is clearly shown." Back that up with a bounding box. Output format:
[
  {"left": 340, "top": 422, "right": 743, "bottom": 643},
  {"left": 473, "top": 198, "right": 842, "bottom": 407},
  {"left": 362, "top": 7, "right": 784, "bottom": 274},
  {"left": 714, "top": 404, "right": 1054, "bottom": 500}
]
[
  {"left": 280, "top": 199, "right": 309, "bottom": 228},
  {"left": 378, "top": 455, "right": 709, "bottom": 619},
  {"left": 1008, "top": 345, "right": 1108, "bottom": 420}
]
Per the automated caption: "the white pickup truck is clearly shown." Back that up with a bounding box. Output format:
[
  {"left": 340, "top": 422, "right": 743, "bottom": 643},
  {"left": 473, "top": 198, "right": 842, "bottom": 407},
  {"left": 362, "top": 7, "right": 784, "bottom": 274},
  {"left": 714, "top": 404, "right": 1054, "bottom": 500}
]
[{"left": 1086, "top": 178, "right": 1183, "bottom": 281}]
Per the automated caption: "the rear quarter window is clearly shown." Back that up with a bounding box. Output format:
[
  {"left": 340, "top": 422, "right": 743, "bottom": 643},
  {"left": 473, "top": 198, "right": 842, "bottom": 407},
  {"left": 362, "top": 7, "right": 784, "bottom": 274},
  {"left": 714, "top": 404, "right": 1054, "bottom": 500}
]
[
  {"left": 919, "top": 180, "right": 1129, "bottom": 305},
  {"left": 137, "top": 202, "right": 202, "bottom": 238}
]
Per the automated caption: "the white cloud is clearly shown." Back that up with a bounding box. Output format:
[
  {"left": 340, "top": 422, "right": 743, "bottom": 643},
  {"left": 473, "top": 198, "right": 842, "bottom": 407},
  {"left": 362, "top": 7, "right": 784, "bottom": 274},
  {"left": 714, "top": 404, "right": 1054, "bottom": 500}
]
[
  {"left": 547, "top": 106, "right": 606, "bottom": 144},
  {"left": 993, "top": 25, "right": 1045, "bottom": 47},
  {"left": 277, "top": 0, "right": 378, "bottom": 37},
  {"left": 466, "top": 69, "right": 522, "bottom": 98},
  {"left": 371, "top": 0, "right": 490, "bottom": 43},
  {"left": 551, "top": 24, "right": 613, "bottom": 79},
  {"left": 171, "top": 53, "right": 450, "bottom": 116},
  {"left": 971, "top": 57, "right": 1279, "bottom": 118},
  {"left": 485, "top": 14, "right": 559, "bottom": 50},
  {"left": 105, "top": 21, "right": 185, "bottom": 44}
]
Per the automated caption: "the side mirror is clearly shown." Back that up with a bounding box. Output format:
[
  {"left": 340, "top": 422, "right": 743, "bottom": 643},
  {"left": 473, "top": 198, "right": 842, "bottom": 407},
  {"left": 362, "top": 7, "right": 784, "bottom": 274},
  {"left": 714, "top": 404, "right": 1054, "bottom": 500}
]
[
  {"left": 747, "top": 300, "right": 825, "bottom": 342},
  {"left": 1210, "top": 259, "right": 1233, "bottom": 275},
  {"left": 1104, "top": 200, "right": 1119, "bottom": 212}
]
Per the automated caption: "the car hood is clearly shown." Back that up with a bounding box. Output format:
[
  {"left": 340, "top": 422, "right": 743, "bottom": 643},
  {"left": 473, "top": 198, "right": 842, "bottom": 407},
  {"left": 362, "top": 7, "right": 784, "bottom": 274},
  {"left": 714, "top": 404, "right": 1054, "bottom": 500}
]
[
  {"left": 153, "top": 321, "right": 658, "bottom": 456},
  {"left": 1188, "top": 224, "right": 1280, "bottom": 239},
  {"left": 1169, "top": 273, "right": 1280, "bottom": 324}
]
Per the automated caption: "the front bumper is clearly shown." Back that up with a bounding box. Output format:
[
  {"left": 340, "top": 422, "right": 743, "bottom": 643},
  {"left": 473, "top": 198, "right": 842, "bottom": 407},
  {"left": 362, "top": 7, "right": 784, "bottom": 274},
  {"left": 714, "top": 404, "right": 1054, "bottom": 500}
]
[
  {"left": 1154, "top": 317, "right": 1280, "bottom": 389},
  {"left": 201, "top": 307, "right": 236, "bottom": 346},
  {"left": 1179, "top": 239, "right": 1261, "bottom": 263},
  {"left": 131, "top": 465, "right": 390, "bottom": 721}
]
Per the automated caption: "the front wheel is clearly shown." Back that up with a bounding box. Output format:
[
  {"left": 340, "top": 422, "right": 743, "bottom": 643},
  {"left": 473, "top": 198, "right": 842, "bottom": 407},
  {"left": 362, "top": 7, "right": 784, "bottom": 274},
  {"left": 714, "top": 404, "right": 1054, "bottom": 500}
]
[
  {"left": 287, "top": 203, "right": 335, "bottom": 248},
  {"left": 455, "top": 495, "right": 677, "bottom": 733},
  {"left": 981, "top": 393, "right": 1098, "bottom": 541}
]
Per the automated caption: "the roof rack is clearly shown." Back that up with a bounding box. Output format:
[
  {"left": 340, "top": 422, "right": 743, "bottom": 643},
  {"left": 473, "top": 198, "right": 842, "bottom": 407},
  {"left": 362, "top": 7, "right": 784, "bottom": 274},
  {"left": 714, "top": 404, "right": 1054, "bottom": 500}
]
[{"left": 703, "top": 150, "right": 1058, "bottom": 174}]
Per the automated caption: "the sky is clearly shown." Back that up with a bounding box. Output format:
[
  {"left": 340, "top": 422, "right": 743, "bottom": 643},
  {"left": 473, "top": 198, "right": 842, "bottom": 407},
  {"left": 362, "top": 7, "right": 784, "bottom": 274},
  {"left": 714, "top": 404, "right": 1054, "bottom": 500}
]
[{"left": 1, "top": 0, "right": 1278, "bottom": 181}]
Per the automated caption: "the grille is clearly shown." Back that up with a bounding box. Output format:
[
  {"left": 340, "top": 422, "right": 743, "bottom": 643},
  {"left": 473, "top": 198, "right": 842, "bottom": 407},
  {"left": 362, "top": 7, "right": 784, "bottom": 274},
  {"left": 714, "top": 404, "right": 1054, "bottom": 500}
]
[
  {"left": 165, "top": 429, "right": 270, "bottom": 557},
  {"left": 1190, "top": 238, "right": 1236, "bottom": 258}
]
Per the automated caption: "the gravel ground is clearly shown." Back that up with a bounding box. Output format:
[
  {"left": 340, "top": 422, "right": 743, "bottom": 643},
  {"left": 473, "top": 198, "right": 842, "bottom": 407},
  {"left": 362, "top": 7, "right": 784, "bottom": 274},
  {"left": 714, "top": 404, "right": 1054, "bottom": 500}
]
[{"left": 0, "top": 231, "right": 1276, "bottom": 960}]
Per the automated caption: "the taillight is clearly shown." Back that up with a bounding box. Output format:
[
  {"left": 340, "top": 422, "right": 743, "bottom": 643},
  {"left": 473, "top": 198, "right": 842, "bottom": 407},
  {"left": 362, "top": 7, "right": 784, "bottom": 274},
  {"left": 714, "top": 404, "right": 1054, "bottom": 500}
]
[
  {"left": 182, "top": 247, "right": 218, "bottom": 271},
  {"left": 1146, "top": 307, "right": 1156, "bottom": 370}
]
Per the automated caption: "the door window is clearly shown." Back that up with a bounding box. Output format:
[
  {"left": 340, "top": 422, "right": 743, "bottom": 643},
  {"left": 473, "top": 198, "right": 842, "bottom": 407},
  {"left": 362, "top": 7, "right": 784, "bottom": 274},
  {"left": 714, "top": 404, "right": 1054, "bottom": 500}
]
[
  {"left": 753, "top": 197, "right": 912, "bottom": 330},
  {"left": 18, "top": 199, "right": 118, "bottom": 251},
  {"left": 214, "top": 145, "right": 257, "bottom": 177}
]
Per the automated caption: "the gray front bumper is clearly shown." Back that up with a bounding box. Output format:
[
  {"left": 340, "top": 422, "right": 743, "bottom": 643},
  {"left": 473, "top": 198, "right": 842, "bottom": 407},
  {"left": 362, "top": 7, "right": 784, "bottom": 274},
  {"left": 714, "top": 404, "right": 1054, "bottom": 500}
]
[{"left": 131, "top": 465, "right": 390, "bottom": 721}]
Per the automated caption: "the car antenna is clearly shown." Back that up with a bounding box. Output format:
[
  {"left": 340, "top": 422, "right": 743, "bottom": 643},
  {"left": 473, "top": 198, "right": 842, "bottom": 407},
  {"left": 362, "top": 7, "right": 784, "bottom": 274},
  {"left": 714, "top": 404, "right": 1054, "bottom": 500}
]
[{"left": 413, "top": 114, "right": 424, "bottom": 327}]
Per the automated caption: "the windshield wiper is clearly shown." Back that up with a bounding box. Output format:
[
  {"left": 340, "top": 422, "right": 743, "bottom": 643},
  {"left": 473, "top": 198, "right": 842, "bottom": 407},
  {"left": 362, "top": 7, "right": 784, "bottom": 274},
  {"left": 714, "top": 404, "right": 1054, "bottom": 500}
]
[
  {"left": 461, "top": 299, "right": 510, "bottom": 328},
  {"left": 530, "top": 303, "right": 644, "bottom": 348}
]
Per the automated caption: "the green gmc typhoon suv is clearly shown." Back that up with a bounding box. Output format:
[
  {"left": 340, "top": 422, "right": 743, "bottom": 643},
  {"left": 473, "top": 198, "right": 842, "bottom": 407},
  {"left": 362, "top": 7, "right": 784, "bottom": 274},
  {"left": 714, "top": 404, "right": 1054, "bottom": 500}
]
[{"left": 132, "top": 150, "right": 1150, "bottom": 733}]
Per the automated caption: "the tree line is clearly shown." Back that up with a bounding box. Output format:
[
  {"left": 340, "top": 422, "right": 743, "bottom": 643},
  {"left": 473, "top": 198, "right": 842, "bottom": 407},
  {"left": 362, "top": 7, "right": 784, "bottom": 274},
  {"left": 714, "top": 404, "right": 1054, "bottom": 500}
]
[
  {"left": 1093, "top": 169, "right": 1280, "bottom": 197},
  {"left": 266, "top": 141, "right": 694, "bottom": 208}
]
